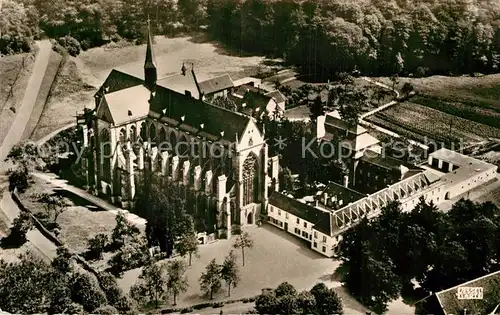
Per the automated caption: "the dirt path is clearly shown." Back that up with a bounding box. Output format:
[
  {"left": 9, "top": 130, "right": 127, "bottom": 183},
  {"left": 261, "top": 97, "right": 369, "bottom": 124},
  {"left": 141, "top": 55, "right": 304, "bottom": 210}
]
[{"left": 0, "top": 40, "right": 52, "bottom": 160}]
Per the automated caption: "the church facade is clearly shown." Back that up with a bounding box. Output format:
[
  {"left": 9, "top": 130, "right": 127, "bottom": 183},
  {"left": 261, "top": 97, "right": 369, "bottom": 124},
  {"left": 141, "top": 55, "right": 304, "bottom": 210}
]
[{"left": 81, "top": 24, "right": 279, "bottom": 238}]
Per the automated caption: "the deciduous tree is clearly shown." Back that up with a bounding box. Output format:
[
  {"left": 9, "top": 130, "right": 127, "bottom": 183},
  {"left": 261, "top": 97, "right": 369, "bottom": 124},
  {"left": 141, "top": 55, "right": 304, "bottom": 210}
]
[
  {"left": 199, "top": 258, "right": 222, "bottom": 299},
  {"left": 220, "top": 250, "right": 240, "bottom": 297},
  {"left": 232, "top": 231, "right": 254, "bottom": 266},
  {"left": 130, "top": 262, "right": 168, "bottom": 308},
  {"left": 166, "top": 260, "right": 188, "bottom": 305}
]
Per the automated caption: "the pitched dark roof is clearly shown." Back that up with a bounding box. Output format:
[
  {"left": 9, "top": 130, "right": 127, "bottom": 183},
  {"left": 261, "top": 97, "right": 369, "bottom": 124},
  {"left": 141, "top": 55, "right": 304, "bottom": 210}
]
[
  {"left": 149, "top": 86, "right": 251, "bottom": 145},
  {"left": 269, "top": 192, "right": 332, "bottom": 235},
  {"left": 265, "top": 90, "right": 287, "bottom": 104},
  {"left": 325, "top": 113, "right": 366, "bottom": 136},
  {"left": 321, "top": 182, "right": 365, "bottom": 205},
  {"left": 234, "top": 84, "right": 261, "bottom": 98},
  {"left": 426, "top": 270, "right": 500, "bottom": 315},
  {"left": 157, "top": 69, "right": 201, "bottom": 100},
  {"left": 198, "top": 74, "right": 234, "bottom": 95},
  {"left": 96, "top": 69, "right": 144, "bottom": 98},
  {"left": 241, "top": 91, "right": 273, "bottom": 113},
  {"left": 361, "top": 151, "right": 419, "bottom": 171}
]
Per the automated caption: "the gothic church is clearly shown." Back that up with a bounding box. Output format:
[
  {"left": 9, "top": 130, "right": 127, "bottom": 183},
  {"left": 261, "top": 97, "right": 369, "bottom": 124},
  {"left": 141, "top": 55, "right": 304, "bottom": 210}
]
[{"left": 81, "top": 24, "right": 279, "bottom": 238}]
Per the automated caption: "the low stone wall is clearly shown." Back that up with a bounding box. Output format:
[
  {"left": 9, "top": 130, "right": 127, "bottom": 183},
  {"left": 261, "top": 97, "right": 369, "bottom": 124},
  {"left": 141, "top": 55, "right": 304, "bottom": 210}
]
[{"left": 11, "top": 189, "right": 104, "bottom": 286}]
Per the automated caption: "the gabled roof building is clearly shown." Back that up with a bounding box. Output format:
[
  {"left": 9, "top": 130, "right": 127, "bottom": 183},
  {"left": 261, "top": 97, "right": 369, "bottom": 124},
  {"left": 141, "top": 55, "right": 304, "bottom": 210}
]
[{"left": 83, "top": 22, "right": 280, "bottom": 240}]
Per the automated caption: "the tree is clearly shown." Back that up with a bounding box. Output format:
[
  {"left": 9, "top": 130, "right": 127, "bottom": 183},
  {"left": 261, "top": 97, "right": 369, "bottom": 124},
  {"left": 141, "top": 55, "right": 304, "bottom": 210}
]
[
  {"left": 136, "top": 174, "right": 187, "bottom": 257},
  {"left": 111, "top": 211, "right": 139, "bottom": 249},
  {"left": 275, "top": 282, "right": 297, "bottom": 297},
  {"left": 87, "top": 233, "right": 109, "bottom": 260},
  {"left": 199, "top": 258, "right": 222, "bottom": 299},
  {"left": 296, "top": 291, "right": 316, "bottom": 314},
  {"left": 70, "top": 272, "right": 107, "bottom": 312},
  {"left": 390, "top": 74, "right": 399, "bottom": 91},
  {"left": 310, "top": 283, "right": 343, "bottom": 315},
  {"left": 176, "top": 215, "right": 199, "bottom": 266},
  {"left": 166, "top": 260, "right": 188, "bottom": 305},
  {"left": 109, "top": 238, "right": 149, "bottom": 277},
  {"left": 51, "top": 246, "right": 73, "bottom": 274},
  {"left": 401, "top": 82, "right": 414, "bottom": 98},
  {"left": 35, "top": 193, "right": 70, "bottom": 223},
  {"left": 232, "top": 231, "right": 254, "bottom": 266},
  {"left": 5, "top": 211, "right": 34, "bottom": 246},
  {"left": 0, "top": 253, "right": 54, "bottom": 313},
  {"left": 130, "top": 262, "right": 168, "bottom": 308},
  {"left": 308, "top": 95, "right": 325, "bottom": 122},
  {"left": 255, "top": 290, "right": 279, "bottom": 314},
  {"left": 212, "top": 96, "right": 237, "bottom": 111},
  {"left": 220, "top": 250, "right": 240, "bottom": 297}
]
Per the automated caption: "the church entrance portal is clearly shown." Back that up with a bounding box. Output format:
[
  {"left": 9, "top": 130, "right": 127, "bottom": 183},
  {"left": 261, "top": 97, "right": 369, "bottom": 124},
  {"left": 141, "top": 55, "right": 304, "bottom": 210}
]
[{"left": 247, "top": 212, "right": 253, "bottom": 225}]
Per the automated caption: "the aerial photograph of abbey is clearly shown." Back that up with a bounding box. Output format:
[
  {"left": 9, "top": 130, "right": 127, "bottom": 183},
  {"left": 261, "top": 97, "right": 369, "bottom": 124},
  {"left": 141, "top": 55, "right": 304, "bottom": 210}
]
[{"left": 1, "top": 0, "right": 500, "bottom": 314}]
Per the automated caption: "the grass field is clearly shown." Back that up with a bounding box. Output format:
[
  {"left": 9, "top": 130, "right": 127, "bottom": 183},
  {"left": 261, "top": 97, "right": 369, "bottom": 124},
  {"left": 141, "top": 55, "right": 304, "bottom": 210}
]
[
  {"left": 374, "top": 74, "right": 500, "bottom": 108},
  {"left": 366, "top": 102, "right": 500, "bottom": 146},
  {"left": 0, "top": 53, "right": 35, "bottom": 144},
  {"left": 20, "top": 177, "right": 117, "bottom": 254}
]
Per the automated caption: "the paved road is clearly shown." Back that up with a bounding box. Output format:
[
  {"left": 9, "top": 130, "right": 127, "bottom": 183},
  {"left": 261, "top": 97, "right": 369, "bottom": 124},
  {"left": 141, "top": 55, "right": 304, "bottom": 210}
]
[
  {"left": 0, "top": 40, "right": 52, "bottom": 161},
  {"left": 0, "top": 191, "right": 57, "bottom": 262}
]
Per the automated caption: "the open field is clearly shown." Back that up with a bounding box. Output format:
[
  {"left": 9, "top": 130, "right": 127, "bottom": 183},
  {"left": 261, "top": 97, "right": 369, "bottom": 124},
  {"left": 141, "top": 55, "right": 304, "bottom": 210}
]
[
  {"left": 118, "top": 225, "right": 341, "bottom": 309},
  {"left": 374, "top": 74, "right": 500, "bottom": 109},
  {"left": 0, "top": 53, "right": 35, "bottom": 144},
  {"left": 79, "top": 36, "right": 266, "bottom": 83},
  {"left": 366, "top": 101, "right": 500, "bottom": 146}
]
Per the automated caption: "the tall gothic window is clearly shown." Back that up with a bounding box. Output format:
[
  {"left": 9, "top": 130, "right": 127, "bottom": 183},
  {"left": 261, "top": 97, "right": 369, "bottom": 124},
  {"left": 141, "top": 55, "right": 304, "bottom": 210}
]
[
  {"left": 140, "top": 122, "right": 147, "bottom": 141},
  {"left": 130, "top": 125, "right": 137, "bottom": 143},
  {"left": 149, "top": 123, "right": 156, "bottom": 145},
  {"left": 119, "top": 128, "right": 126, "bottom": 143},
  {"left": 242, "top": 154, "right": 259, "bottom": 206},
  {"left": 100, "top": 129, "right": 111, "bottom": 182},
  {"left": 158, "top": 128, "right": 167, "bottom": 152}
]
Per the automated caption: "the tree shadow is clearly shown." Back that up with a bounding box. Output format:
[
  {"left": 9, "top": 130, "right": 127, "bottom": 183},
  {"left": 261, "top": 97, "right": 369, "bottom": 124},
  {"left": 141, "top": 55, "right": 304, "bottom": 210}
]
[
  {"left": 52, "top": 188, "right": 107, "bottom": 212},
  {"left": 0, "top": 231, "right": 27, "bottom": 249}
]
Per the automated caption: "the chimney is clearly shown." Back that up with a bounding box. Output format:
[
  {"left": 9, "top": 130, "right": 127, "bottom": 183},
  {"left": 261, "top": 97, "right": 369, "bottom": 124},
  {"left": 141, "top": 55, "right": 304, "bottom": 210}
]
[{"left": 323, "top": 192, "right": 328, "bottom": 206}]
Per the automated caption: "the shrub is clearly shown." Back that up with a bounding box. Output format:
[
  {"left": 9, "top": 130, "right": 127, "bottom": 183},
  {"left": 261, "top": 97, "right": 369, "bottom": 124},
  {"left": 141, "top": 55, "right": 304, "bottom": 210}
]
[
  {"left": 212, "top": 302, "right": 224, "bottom": 308},
  {"left": 161, "top": 309, "right": 177, "bottom": 314},
  {"left": 94, "top": 305, "right": 118, "bottom": 314},
  {"left": 8, "top": 168, "right": 29, "bottom": 192},
  {"left": 192, "top": 302, "right": 213, "bottom": 310},
  {"left": 70, "top": 272, "right": 107, "bottom": 312},
  {"left": 87, "top": 233, "right": 108, "bottom": 260},
  {"left": 80, "top": 39, "right": 92, "bottom": 51},
  {"left": 58, "top": 35, "right": 81, "bottom": 56},
  {"left": 180, "top": 307, "right": 194, "bottom": 313}
]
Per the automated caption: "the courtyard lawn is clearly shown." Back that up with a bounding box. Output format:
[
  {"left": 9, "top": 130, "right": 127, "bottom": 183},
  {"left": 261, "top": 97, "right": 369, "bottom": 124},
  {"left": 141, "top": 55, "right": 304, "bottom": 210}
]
[
  {"left": 366, "top": 101, "right": 500, "bottom": 146},
  {"left": 19, "top": 177, "right": 118, "bottom": 255},
  {"left": 118, "top": 224, "right": 338, "bottom": 308}
]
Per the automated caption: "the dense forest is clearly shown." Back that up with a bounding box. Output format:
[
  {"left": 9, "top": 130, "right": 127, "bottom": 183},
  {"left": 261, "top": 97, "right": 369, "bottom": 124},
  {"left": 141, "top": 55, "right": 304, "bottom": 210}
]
[{"left": 1, "top": 0, "right": 500, "bottom": 76}]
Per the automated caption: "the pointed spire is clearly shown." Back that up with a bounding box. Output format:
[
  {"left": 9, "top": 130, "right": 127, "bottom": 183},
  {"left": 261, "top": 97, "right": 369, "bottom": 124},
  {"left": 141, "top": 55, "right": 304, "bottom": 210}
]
[
  {"left": 144, "top": 15, "right": 157, "bottom": 91},
  {"left": 181, "top": 63, "right": 186, "bottom": 75}
]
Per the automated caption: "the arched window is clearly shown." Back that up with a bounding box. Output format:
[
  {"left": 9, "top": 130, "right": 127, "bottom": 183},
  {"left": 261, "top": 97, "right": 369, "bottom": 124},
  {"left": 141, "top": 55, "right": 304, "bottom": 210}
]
[
  {"left": 158, "top": 128, "right": 167, "bottom": 152},
  {"left": 178, "top": 135, "right": 189, "bottom": 156},
  {"left": 100, "top": 129, "right": 111, "bottom": 182},
  {"left": 149, "top": 123, "right": 156, "bottom": 144},
  {"left": 130, "top": 125, "right": 137, "bottom": 143},
  {"left": 119, "top": 128, "right": 126, "bottom": 143},
  {"left": 140, "top": 122, "right": 147, "bottom": 141},
  {"left": 242, "top": 153, "right": 259, "bottom": 206},
  {"left": 169, "top": 132, "right": 177, "bottom": 153}
]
